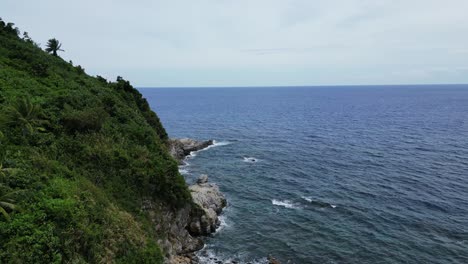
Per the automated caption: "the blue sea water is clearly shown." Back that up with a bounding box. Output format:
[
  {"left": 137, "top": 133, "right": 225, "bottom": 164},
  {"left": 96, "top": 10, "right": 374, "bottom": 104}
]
[{"left": 139, "top": 85, "right": 468, "bottom": 264}]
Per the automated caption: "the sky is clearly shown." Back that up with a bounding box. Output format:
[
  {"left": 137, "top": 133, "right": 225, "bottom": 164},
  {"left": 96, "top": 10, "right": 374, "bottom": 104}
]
[{"left": 2, "top": 0, "right": 468, "bottom": 87}]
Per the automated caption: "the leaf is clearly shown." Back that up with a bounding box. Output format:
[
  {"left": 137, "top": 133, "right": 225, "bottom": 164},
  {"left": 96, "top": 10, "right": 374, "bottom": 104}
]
[
  {"left": 0, "top": 206, "right": 10, "bottom": 221},
  {"left": 0, "top": 201, "right": 15, "bottom": 210}
]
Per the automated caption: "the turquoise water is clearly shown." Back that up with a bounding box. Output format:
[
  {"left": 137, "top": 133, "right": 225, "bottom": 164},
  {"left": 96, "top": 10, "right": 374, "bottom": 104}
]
[{"left": 140, "top": 86, "right": 468, "bottom": 263}]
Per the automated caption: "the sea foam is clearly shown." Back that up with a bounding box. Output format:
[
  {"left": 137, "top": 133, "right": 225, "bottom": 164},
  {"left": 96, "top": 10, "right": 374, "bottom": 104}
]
[
  {"left": 272, "top": 199, "right": 299, "bottom": 209},
  {"left": 182, "top": 140, "right": 231, "bottom": 170},
  {"left": 196, "top": 249, "right": 268, "bottom": 264},
  {"left": 178, "top": 168, "right": 189, "bottom": 175},
  {"left": 217, "top": 215, "right": 230, "bottom": 232},
  {"left": 203, "top": 140, "right": 231, "bottom": 151},
  {"left": 243, "top": 157, "right": 259, "bottom": 163},
  {"left": 187, "top": 140, "right": 231, "bottom": 159}
]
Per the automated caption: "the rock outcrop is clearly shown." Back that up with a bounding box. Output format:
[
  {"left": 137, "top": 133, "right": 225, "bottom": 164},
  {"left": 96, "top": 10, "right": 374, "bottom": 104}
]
[
  {"left": 188, "top": 175, "right": 227, "bottom": 236},
  {"left": 161, "top": 139, "right": 226, "bottom": 263},
  {"left": 168, "top": 138, "right": 214, "bottom": 163},
  {"left": 142, "top": 200, "right": 203, "bottom": 261}
]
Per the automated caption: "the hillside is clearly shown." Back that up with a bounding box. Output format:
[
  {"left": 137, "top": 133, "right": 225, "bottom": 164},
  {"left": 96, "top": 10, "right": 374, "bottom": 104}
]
[{"left": 0, "top": 19, "right": 193, "bottom": 263}]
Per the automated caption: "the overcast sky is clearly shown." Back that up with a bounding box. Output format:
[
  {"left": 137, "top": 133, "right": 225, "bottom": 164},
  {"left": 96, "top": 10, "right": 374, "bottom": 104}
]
[{"left": 2, "top": 0, "right": 468, "bottom": 87}]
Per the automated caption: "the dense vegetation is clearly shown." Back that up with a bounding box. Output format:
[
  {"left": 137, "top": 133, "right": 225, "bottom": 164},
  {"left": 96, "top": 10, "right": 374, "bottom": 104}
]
[{"left": 0, "top": 19, "right": 190, "bottom": 263}]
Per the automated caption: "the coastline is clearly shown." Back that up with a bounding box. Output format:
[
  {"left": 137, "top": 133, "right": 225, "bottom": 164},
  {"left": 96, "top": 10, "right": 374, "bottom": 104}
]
[
  {"left": 167, "top": 138, "right": 227, "bottom": 264},
  {"left": 167, "top": 138, "right": 281, "bottom": 264}
]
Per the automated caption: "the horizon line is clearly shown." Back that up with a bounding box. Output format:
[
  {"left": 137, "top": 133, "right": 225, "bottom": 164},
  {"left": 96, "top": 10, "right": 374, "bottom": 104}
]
[{"left": 137, "top": 83, "right": 468, "bottom": 89}]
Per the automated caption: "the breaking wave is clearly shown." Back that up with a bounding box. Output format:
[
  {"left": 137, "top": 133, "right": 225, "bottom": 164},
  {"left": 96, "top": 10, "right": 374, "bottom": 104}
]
[
  {"left": 243, "top": 157, "right": 259, "bottom": 163},
  {"left": 196, "top": 249, "right": 268, "bottom": 264},
  {"left": 272, "top": 199, "right": 300, "bottom": 209}
]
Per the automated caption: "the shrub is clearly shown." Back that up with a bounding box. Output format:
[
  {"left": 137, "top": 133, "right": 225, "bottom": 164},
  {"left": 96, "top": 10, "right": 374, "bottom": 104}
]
[{"left": 62, "top": 107, "right": 108, "bottom": 133}]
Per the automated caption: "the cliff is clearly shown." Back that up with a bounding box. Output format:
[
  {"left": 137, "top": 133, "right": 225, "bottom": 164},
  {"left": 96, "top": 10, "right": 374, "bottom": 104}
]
[{"left": 0, "top": 19, "right": 222, "bottom": 263}]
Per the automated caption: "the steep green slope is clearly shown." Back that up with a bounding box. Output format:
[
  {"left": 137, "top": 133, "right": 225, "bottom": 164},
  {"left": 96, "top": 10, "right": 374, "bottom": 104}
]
[{"left": 0, "top": 19, "right": 190, "bottom": 263}]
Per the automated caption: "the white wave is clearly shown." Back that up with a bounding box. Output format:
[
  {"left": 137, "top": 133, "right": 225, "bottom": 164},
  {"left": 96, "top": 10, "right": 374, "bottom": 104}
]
[
  {"left": 196, "top": 249, "right": 268, "bottom": 264},
  {"left": 202, "top": 140, "right": 231, "bottom": 151},
  {"left": 216, "top": 215, "right": 230, "bottom": 232},
  {"left": 187, "top": 151, "right": 197, "bottom": 158},
  {"left": 196, "top": 250, "right": 234, "bottom": 264},
  {"left": 301, "top": 196, "right": 312, "bottom": 202},
  {"left": 272, "top": 199, "right": 299, "bottom": 209},
  {"left": 213, "top": 140, "right": 231, "bottom": 147},
  {"left": 243, "top": 157, "right": 259, "bottom": 163},
  {"left": 185, "top": 140, "right": 231, "bottom": 160},
  {"left": 178, "top": 168, "right": 189, "bottom": 175}
]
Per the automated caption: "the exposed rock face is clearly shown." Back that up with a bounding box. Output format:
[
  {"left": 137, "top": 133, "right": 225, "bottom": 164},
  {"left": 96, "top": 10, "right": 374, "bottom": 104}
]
[
  {"left": 155, "top": 139, "right": 226, "bottom": 263},
  {"left": 170, "top": 254, "right": 199, "bottom": 264},
  {"left": 153, "top": 175, "right": 226, "bottom": 263},
  {"left": 168, "top": 138, "right": 214, "bottom": 163},
  {"left": 188, "top": 175, "right": 227, "bottom": 236},
  {"left": 142, "top": 200, "right": 203, "bottom": 261}
]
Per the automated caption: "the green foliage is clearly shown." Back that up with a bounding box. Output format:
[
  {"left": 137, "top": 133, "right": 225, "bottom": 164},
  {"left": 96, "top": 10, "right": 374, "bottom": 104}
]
[
  {"left": 0, "top": 131, "right": 5, "bottom": 163},
  {"left": 116, "top": 241, "right": 164, "bottom": 264},
  {"left": 112, "top": 76, "right": 168, "bottom": 141},
  {"left": 0, "top": 97, "right": 47, "bottom": 136},
  {"left": 0, "top": 184, "right": 18, "bottom": 221},
  {"left": 0, "top": 19, "right": 187, "bottom": 263},
  {"left": 0, "top": 18, "right": 19, "bottom": 37},
  {"left": 61, "top": 106, "right": 108, "bottom": 133},
  {"left": 75, "top": 65, "right": 85, "bottom": 75},
  {"left": 96, "top": 75, "right": 108, "bottom": 84}
]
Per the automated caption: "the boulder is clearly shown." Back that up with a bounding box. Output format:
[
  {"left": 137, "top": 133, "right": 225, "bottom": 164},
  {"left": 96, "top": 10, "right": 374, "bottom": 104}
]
[{"left": 196, "top": 174, "right": 209, "bottom": 184}]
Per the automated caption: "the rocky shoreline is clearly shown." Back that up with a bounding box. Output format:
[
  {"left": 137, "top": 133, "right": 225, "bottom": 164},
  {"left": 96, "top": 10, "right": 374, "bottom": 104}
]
[
  {"left": 168, "top": 138, "right": 214, "bottom": 164},
  {"left": 166, "top": 138, "right": 281, "bottom": 264},
  {"left": 166, "top": 138, "right": 227, "bottom": 264}
]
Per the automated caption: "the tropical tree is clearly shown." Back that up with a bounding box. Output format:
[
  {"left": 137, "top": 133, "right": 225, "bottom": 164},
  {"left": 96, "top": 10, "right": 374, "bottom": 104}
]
[
  {"left": 0, "top": 18, "right": 19, "bottom": 36},
  {"left": 0, "top": 97, "right": 47, "bottom": 136},
  {"left": 45, "top": 38, "right": 64, "bottom": 56}
]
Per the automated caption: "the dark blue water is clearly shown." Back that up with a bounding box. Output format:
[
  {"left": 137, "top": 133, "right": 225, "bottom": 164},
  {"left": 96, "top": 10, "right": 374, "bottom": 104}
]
[{"left": 140, "top": 86, "right": 468, "bottom": 264}]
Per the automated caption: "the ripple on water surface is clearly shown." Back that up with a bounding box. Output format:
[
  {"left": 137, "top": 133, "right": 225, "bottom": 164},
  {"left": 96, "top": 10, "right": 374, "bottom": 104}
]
[{"left": 141, "top": 86, "right": 468, "bottom": 263}]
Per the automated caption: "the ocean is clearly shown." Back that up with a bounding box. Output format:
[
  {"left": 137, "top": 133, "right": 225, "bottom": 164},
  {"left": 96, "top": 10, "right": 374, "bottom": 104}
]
[{"left": 139, "top": 85, "right": 468, "bottom": 264}]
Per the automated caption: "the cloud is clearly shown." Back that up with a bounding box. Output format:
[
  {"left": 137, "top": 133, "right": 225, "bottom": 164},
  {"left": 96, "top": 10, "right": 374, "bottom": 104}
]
[{"left": 2, "top": 0, "right": 468, "bottom": 86}]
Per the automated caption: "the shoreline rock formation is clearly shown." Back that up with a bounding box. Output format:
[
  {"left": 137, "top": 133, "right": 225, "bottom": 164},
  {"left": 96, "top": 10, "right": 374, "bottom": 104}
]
[
  {"left": 168, "top": 138, "right": 214, "bottom": 164},
  {"left": 188, "top": 174, "right": 227, "bottom": 236},
  {"left": 167, "top": 138, "right": 280, "bottom": 264},
  {"left": 166, "top": 138, "right": 226, "bottom": 264}
]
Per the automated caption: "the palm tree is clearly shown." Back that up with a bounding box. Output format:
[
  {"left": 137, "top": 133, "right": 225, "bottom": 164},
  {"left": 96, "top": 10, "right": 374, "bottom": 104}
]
[
  {"left": 45, "top": 38, "right": 64, "bottom": 56},
  {"left": 0, "top": 184, "right": 17, "bottom": 221},
  {"left": 0, "top": 97, "right": 46, "bottom": 136}
]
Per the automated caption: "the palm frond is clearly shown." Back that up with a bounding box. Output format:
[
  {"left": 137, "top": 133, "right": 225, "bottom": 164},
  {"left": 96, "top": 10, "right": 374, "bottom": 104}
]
[
  {"left": 0, "top": 206, "right": 10, "bottom": 221},
  {"left": 0, "top": 201, "right": 15, "bottom": 210}
]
